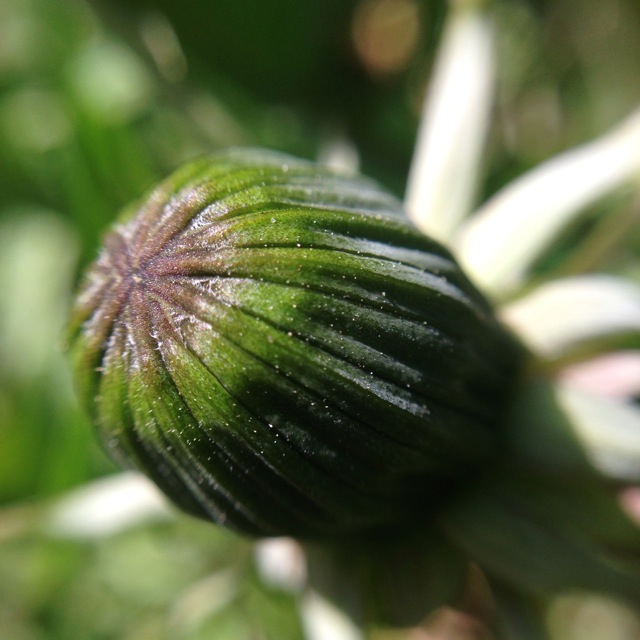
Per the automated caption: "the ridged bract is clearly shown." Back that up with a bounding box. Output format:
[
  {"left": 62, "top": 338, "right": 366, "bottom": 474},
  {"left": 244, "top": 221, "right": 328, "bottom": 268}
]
[{"left": 68, "top": 149, "right": 523, "bottom": 538}]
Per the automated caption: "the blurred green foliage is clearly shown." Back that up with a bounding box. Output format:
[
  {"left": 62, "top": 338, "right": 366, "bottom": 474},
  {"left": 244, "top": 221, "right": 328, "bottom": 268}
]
[{"left": 2, "top": 0, "right": 640, "bottom": 638}]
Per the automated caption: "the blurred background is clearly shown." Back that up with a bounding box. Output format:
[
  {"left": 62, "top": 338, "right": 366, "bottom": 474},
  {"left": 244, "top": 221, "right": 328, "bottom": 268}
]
[{"left": 1, "top": 0, "right": 640, "bottom": 638}]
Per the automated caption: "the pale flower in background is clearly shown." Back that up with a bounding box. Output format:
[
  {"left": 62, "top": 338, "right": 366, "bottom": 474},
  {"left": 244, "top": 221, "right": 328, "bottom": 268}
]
[
  {"left": 403, "top": 1, "right": 640, "bottom": 638},
  {"left": 406, "top": 0, "right": 640, "bottom": 488},
  {"left": 45, "top": 1, "right": 640, "bottom": 639}
]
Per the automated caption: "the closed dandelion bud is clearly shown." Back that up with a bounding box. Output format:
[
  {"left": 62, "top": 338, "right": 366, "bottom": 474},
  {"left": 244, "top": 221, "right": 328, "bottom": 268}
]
[{"left": 68, "top": 149, "right": 523, "bottom": 538}]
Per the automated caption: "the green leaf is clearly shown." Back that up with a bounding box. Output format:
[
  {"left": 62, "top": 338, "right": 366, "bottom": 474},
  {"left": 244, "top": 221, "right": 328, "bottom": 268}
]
[
  {"left": 304, "top": 525, "right": 468, "bottom": 628},
  {"left": 440, "top": 460, "right": 640, "bottom": 604}
]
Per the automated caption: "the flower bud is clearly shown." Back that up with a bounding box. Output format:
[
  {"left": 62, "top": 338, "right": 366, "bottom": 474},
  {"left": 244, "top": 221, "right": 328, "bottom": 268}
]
[{"left": 68, "top": 149, "right": 523, "bottom": 538}]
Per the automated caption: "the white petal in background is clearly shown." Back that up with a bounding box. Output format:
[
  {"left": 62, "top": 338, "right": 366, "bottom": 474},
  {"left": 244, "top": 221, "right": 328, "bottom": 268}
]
[
  {"left": 556, "top": 383, "right": 640, "bottom": 482},
  {"left": 560, "top": 351, "right": 640, "bottom": 399},
  {"left": 300, "top": 590, "right": 364, "bottom": 640},
  {"left": 405, "top": 0, "right": 495, "bottom": 243},
  {"left": 47, "top": 471, "right": 172, "bottom": 539},
  {"left": 456, "top": 108, "right": 640, "bottom": 298},
  {"left": 501, "top": 275, "right": 640, "bottom": 360},
  {"left": 254, "top": 537, "right": 307, "bottom": 592}
]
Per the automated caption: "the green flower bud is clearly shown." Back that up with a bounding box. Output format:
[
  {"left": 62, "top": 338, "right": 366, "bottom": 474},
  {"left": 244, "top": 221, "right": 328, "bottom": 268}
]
[{"left": 68, "top": 149, "right": 523, "bottom": 538}]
